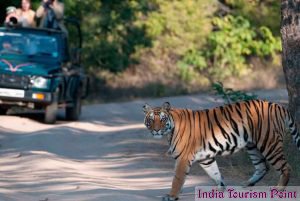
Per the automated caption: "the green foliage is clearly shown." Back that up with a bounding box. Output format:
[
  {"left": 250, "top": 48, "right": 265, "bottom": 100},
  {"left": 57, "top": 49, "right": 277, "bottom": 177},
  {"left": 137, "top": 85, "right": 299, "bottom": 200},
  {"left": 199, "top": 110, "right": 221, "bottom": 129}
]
[
  {"left": 207, "top": 15, "right": 255, "bottom": 78},
  {"left": 212, "top": 82, "right": 257, "bottom": 104},
  {"left": 177, "top": 49, "right": 207, "bottom": 82},
  {"left": 79, "top": 0, "right": 152, "bottom": 72},
  {"left": 179, "top": 49, "right": 207, "bottom": 71},
  {"left": 179, "top": 15, "right": 281, "bottom": 80},
  {"left": 0, "top": 0, "right": 283, "bottom": 87},
  {"left": 143, "top": 0, "right": 217, "bottom": 56},
  {"left": 61, "top": 0, "right": 281, "bottom": 79},
  {"left": 222, "top": 0, "right": 281, "bottom": 35},
  {"left": 251, "top": 26, "right": 282, "bottom": 57}
]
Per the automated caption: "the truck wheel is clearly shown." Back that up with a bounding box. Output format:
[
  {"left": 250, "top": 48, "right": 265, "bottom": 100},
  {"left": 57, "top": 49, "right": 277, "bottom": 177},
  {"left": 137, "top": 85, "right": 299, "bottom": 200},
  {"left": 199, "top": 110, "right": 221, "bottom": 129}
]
[
  {"left": 44, "top": 101, "right": 58, "bottom": 124},
  {"left": 44, "top": 88, "right": 59, "bottom": 124},
  {"left": 0, "top": 107, "right": 8, "bottom": 115},
  {"left": 66, "top": 88, "right": 82, "bottom": 121}
]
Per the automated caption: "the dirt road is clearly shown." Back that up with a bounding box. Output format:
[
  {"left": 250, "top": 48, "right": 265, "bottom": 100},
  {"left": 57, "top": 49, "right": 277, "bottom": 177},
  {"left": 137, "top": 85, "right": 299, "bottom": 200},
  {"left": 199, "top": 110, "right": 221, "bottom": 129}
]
[{"left": 0, "top": 89, "right": 289, "bottom": 201}]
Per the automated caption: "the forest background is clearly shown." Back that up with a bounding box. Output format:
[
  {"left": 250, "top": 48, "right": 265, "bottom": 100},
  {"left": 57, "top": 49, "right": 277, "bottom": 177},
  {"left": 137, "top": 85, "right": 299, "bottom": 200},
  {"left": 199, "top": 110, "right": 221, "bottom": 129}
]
[{"left": 0, "top": 0, "right": 283, "bottom": 102}]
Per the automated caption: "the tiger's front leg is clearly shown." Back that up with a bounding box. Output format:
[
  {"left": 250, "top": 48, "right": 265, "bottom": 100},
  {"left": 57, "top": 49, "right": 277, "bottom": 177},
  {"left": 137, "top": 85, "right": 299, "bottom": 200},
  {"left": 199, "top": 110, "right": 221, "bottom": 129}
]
[
  {"left": 163, "top": 159, "right": 190, "bottom": 201},
  {"left": 199, "top": 158, "right": 225, "bottom": 190}
]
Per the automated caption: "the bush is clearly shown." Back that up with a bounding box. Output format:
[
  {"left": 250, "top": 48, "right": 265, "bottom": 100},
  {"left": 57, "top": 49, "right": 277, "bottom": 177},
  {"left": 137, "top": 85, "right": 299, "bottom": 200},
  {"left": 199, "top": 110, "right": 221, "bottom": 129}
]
[
  {"left": 212, "top": 82, "right": 257, "bottom": 104},
  {"left": 221, "top": 0, "right": 281, "bottom": 35},
  {"left": 178, "top": 15, "right": 281, "bottom": 81},
  {"left": 143, "top": 0, "right": 217, "bottom": 55}
]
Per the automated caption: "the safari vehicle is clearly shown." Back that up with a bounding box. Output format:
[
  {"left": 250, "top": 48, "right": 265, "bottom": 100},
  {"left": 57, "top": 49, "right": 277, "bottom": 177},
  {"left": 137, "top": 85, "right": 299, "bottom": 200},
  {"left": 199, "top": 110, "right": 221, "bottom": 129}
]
[{"left": 0, "top": 20, "right": 88, "bottom": 124}]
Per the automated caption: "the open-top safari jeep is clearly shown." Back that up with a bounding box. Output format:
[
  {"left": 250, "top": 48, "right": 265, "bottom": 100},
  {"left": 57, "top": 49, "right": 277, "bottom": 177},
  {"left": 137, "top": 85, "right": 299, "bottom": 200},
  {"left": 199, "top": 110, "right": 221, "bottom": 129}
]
[{"left": 0, "top": 19, "right": 88, "bottom": 124}]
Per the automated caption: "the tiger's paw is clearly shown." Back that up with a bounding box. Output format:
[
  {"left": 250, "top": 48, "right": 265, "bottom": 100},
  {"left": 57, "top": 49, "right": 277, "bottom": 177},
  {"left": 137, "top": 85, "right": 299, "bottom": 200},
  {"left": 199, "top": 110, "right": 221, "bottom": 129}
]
[
  {"left": 162, "top": 194, "right": 179, "bottom": 201},
  {"left": 242, "top": 181, "right": 255, "bottom": 188},
  {"left": 217, "top": 181, "right": 226, "bottom": 192},
  {"left": 274, "top": 185, "right": 286, "bottom": 191}
]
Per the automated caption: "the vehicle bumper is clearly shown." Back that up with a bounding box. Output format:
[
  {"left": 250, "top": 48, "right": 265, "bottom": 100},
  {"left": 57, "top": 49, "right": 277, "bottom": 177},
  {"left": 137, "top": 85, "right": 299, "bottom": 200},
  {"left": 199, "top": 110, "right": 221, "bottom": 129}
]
[{"left": 0, "top": 88, "right": 53, "bottom": 107}]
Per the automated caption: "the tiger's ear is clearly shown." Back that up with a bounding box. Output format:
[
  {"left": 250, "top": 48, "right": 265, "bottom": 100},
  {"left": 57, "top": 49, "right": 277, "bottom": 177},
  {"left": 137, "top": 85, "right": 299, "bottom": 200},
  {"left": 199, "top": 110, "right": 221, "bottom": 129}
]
[
  {"left": 143, "top": 103, "right": 152, "bottom": 114},
  {"left": 162, "top": 102, "right": 171, "bottom": 111}
]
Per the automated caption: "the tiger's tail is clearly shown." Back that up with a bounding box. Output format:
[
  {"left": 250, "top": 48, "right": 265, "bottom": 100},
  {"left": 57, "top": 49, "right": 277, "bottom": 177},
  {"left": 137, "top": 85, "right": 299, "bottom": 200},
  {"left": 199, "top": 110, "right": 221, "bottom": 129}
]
[{"left": 285, "top": 108, "right": 300, "bottom": 150}]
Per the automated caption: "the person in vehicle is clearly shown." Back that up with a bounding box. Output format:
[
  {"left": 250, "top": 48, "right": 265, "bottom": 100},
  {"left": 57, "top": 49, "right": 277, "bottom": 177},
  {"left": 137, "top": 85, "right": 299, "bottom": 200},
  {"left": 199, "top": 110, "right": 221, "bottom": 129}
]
[
  {"left": 1, "top": 40, "right": 13, "bottom": 53},
  {"left": 5, "top": 0, "right": 36, "bottom": 28},
  {"left": 35, "top": 0, "right": 67, "bottom": 34},
  {"left": 0, "top": 38, "right": 21, "bottom": 54},
  {"left": 5, "top": 6, "right": 19, "bottom": 26},
  {"left": 16, "top": 0, "right": 36, "bottom": 27}
]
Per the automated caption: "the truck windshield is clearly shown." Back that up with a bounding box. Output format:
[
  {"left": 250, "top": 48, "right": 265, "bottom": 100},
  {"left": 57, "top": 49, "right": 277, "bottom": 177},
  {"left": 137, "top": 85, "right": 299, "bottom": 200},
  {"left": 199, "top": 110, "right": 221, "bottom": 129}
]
[{"left": 0, "top": 32, "right": 59, "bottom": 59}]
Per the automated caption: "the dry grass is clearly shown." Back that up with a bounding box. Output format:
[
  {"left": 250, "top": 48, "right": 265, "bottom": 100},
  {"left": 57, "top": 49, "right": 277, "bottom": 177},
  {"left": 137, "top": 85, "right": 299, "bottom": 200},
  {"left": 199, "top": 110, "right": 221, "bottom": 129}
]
[
  {"left": 86, "top": 56, "right": 285, "bottom": 103},
  {"left": 225, "top": 57, "right": 285, "bottom": 91}
]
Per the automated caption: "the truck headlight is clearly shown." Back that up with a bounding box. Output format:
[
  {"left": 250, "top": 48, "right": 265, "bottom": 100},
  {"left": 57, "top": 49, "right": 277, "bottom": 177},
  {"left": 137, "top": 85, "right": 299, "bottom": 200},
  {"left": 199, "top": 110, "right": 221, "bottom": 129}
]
[{"left": 30, "top": 76, "right": 50, "bottom": 89}]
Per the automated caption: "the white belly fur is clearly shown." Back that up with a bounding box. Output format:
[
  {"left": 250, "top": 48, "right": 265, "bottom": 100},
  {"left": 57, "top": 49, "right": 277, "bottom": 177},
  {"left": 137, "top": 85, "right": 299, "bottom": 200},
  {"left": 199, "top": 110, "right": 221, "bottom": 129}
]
[{"left": 194, "top": 136, "right": 247, "bottom": 162}]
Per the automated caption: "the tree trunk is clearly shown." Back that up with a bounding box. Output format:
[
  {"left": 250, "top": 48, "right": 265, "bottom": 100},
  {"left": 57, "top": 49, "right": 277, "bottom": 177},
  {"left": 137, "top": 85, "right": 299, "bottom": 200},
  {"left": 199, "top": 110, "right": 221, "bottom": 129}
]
[{"left": 281, "top": 0, "right": 300, "bottom": 122}]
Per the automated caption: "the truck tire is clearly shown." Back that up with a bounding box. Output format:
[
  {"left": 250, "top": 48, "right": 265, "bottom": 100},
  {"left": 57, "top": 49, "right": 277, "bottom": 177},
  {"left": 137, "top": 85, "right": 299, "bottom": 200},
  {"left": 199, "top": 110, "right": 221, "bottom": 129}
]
[
  {"left": 44, "top": 88, "right": 59, "bottom": 124},
  {"left": 44, "top": 101, "right": 58, "bottom": 124},
  {"left": 66, "top": 88, "right": 82, "bottom": 121},
  {"left": 0, "top": 107, "right": 8, "bottom": 115}
]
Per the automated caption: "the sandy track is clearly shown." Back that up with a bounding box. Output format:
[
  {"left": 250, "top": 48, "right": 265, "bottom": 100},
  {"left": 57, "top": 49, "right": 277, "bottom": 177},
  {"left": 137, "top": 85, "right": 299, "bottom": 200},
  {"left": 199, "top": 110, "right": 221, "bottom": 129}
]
[{"left": 0, "top": 89, "right": 288, "bottom": 201}]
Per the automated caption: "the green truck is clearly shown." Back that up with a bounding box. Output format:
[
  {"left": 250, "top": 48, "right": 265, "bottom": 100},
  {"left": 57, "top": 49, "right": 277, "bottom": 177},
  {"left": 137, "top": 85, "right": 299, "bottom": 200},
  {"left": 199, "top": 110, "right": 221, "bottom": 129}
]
[{"left": 0, "top": 23, "right": 88, "bottom": 124}]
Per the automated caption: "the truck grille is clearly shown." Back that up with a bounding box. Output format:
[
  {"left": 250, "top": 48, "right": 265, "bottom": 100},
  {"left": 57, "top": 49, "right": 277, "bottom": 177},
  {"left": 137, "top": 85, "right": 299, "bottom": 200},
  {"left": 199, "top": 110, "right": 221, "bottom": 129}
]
[{"left": 0, "top": 74, "right": 29, "bottom": 89}]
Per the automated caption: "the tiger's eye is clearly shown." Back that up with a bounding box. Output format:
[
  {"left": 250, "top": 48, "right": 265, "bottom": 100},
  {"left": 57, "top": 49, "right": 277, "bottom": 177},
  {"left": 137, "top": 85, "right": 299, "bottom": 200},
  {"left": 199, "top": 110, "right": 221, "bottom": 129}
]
[
  {"left": 161, "top": 116, "right": 167, "bottom": 122},
  {"left": 146, "top": 119, "right": 153, "bottom": 128}
]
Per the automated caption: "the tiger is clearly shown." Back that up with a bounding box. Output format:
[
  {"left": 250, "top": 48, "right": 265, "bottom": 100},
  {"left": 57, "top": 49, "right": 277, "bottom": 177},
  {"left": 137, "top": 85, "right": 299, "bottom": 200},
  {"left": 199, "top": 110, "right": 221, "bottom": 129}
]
[{"left": 143, "top": 100, "right": 300, "bottom": 201}]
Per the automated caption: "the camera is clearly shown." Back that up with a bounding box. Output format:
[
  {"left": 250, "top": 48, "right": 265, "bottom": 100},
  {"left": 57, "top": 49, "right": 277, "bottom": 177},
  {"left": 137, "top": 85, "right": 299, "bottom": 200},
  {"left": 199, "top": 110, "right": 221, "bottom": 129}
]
[
  {"left": 5, "top": 6, "right": 20, "bottom": 27},
  {"left": 7, "top": 16, "right": 19, "bottom": 26},
  {"left": 44, "top": 0, "right": 55, "bottom": 7}
]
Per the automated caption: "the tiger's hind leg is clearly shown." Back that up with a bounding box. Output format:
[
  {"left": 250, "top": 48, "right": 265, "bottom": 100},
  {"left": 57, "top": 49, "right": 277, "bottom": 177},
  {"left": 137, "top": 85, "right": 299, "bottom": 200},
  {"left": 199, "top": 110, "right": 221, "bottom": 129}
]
[
  {"left": 275, "top": 162, "right": 291, "bottom": 191},
  {"left": 261, "top": 140, "right": 291, "bottom": 190},
  {"left": 244, "top": 143, "right": 269, "bottom": 186},
  {"left": 199, "top": 158, "right": 225, "bottom": 190},
  {"left": 266, "top": 151, "right": 291, "bottom": 190}
]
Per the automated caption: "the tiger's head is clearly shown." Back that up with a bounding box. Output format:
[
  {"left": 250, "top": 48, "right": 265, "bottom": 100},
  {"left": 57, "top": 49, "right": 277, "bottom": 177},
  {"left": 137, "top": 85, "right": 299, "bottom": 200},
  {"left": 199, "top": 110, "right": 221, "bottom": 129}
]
[{"left": 143, "top": 102, "right": 174, "bottom": 139}]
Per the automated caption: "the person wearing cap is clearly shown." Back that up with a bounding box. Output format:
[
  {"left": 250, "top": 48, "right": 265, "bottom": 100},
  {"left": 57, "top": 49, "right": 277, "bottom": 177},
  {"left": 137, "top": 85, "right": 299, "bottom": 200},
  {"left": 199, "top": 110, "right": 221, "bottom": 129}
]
[
  {"left": 6, "top": 6, "right": 17, "bottom": 15},
  {"left": 5, "top": 0, "right": 36, "bottom": 28},
  {"left": 5, "top": 6, "right": 19, "bottom": 26}
]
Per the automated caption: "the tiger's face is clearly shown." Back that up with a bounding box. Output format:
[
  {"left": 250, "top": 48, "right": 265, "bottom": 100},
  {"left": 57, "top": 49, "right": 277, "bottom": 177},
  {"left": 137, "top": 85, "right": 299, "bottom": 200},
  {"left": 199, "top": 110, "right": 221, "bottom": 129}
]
[{"left": 143, "top": 102, "right": 174, "bottom": 139}]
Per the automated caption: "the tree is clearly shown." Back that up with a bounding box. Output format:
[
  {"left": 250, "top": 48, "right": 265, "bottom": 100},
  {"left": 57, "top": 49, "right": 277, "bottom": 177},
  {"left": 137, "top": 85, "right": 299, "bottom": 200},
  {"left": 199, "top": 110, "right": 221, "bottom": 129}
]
[{"left": 281, "top": 0, "right": 300, "bottom": 122}]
